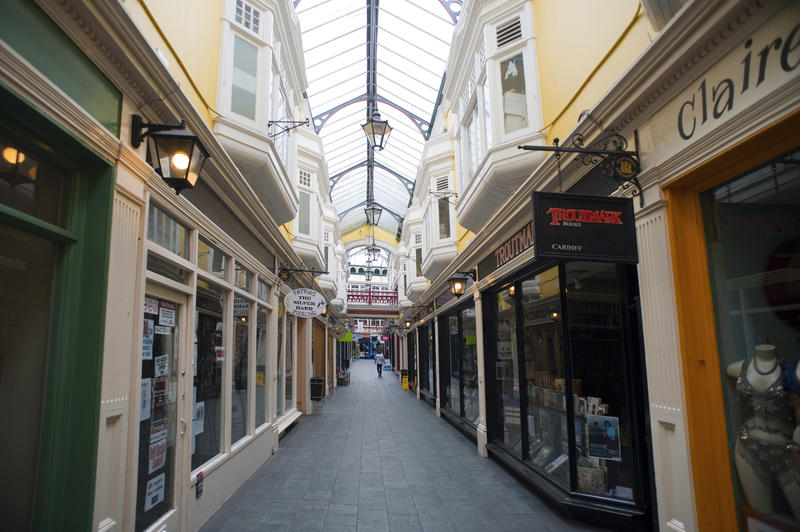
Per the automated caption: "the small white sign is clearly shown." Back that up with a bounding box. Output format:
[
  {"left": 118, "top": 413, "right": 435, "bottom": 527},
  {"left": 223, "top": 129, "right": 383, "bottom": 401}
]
[
  {"left": 154, "top": 355, "right": 168, "bottom": 378},
  {"left": 159, "top": 303, "right": 176, "bottom": 327},
  {"left": 193, "top": 401, "right": 205, "bottom": 435},
  {"left": 144, "top": 298, "right": 160, "bottom": 315},
  {"left": 284, "top": 288, "right": 326, "bottom": 318},
  {"left": 140, "top": 378, "right": 152, "bottom": 421},
  {"left": 155, "top": 325, "right": 171, "bottom": 335},
  {"left": 144, "top": 472, "right": 166, "bottom": 511}
]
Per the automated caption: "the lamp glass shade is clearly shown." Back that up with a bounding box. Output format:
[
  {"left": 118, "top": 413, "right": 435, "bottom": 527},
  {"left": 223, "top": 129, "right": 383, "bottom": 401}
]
[
  {"left": 449, "top": 276, "right": 467, "bottom": 296},
  {"left": 148, "top": 129, "right": 208, "bottom": 194},
  {"left": 364, "top": 204, "right": 382, "bottom": 225},
  {"left": 361, "top": 114, "right": 392, "bottom": 150}
]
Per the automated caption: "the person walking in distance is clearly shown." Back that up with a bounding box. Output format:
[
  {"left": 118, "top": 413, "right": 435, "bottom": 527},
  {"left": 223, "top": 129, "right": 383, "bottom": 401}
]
[{"left": 375, "top": 352, "right": 385, "bottom": 377}]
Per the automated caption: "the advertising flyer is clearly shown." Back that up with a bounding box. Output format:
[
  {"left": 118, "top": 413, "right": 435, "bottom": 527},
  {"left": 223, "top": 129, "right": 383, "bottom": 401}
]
[
  {"left": 140, "top": 378, "right": 152, "bottom": 421},
  {"left": 148, "top": 429, "right": 167, "bottom": 474},
  {"left": 142, "top": 319, "right": 154, "bottom": 361},
  {"left": 587, "top": 415, "right": 622, "bottom": 461},
  {"left": 159, "top": 302, "right": 176, "bottom": 326},
  {"left": 144, "top": 472, "right": 165, "bottom": 512},
  {"left": 154, "top": 355, "right": 168, "bottom": 378}
]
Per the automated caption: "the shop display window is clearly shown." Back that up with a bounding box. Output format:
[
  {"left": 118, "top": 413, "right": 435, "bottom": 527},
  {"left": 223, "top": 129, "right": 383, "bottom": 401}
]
[
  {"left": 147, "top": 203, "right": 189, "bottom": 259},
  {"left": 428, "top": 325, "right": 437, "bottom": 398},
  {"left": 276, "top": 302, "right": 285, "bottom": 416},
  {"left": 461, "top": 307, "right": 479, "bottom": 425},
  {"left": 419, "top": 324, "right": 431, "bottom": 393},
  {"left": 285, "top": 314, "right": 294, "bottom": 410},
  {"left": 192, "top": 279, "right": 225, "bottom": 471},
  {"left": 198, "top": 238, "right": 227, "bottom": 280},
  {"left": 255, "top": 305, "right": 269, "bottom": 427},
  {"left": 137, "top": 296, "right": 179, "bottom": 531},
  {"left": 704, "top": 149, "right": 800, "bottom": 528},
  {"left": 496, "top": 286, "right": 521, "bottom": 456},
  {"left": 231, "top": 295, "right": 249, "bottom": 444},
  {"left": 564, "top": 262, "right": 634, "bottom": 500},
  {"left": 521, "top": 266, "right": 569, "bottom": 487},
  {"left": 447, "top": 315, "right": 461, "bottom": 413},
  {"left": 147, "top": 252, "right": 190, "bottom": 284}
]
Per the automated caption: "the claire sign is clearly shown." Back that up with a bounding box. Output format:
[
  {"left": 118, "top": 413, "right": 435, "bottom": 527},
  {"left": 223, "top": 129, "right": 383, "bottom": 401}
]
[{"left": 284, "top": 288, "right": 326, "bottom": 318}]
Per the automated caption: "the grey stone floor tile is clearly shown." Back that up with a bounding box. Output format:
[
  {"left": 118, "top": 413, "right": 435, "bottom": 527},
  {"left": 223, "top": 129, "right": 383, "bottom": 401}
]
[{"left": 199, "top": 360, "right": 609, "bottom": 532}]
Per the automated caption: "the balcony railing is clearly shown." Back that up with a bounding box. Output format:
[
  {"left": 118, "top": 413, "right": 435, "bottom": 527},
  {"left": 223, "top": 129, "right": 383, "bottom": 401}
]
[{"left": 347, "top": 288, "right": 398, "bottom": 306}]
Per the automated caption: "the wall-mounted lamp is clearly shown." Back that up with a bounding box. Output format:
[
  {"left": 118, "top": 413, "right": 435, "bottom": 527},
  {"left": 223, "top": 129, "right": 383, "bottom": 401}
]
[
  {"left": 131, "top": 114, "right": 209, "bottom": 195},
  {"left": 361, "top": 111, "right": 392, "bottom": 151},
  {"left": 364, "top": 270, "right": 373, "bottom": 282},
  {"left": 449, "top": 270, "right": 477, "bottom": 297},
  {"left": 550, "top": 308, "right": 560, "bottom": 321},
  {"left": 404, "top": 318, "right": 413, "bottom": 328}
]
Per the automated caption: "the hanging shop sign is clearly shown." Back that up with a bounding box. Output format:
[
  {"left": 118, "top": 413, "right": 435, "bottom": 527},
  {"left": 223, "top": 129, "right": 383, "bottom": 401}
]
[
  {"left": 284, "top": 288, "right": 327, "bottom": 318},
  {"left": 531, "top": 191, "right": 638, "bottom": 263},
  {"left": 478, "top": 222, "right": 534, "bottom": 278}
]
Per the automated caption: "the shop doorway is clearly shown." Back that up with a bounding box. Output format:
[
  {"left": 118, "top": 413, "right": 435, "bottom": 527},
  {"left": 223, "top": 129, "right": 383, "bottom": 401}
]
[{"left": 135, "top": 287, "right": 189, "bottom": 532}]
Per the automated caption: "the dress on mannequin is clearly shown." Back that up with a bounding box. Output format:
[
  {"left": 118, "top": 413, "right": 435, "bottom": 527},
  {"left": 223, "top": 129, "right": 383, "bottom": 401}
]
[{"left": 726, "top": 344, "right": 800, "bottom": 520}]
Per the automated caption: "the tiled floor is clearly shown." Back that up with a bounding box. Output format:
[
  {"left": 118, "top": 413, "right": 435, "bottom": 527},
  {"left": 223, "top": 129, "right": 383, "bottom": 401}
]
[{"left": 200, "top": 358, "right": 607, "bottom": 532}]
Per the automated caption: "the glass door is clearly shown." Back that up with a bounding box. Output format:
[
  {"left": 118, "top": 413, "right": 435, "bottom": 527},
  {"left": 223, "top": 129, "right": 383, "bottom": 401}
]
[{"left": 136, "top": 290, "right": 187, "bottom": 531}]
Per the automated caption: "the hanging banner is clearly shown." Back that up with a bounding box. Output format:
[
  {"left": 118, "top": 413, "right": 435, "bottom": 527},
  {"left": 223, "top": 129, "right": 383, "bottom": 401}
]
[
  {"left": 284, "top": 288, "right": 327, "bottom": 318},
  {"left": 531, "top": 192, "right": 638, "bottom": 263}
]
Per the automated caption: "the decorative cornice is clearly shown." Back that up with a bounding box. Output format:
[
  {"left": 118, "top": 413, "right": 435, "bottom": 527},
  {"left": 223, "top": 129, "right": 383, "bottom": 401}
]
[{"left": 35, "top": 0, "right": 315, "bottom": 286}]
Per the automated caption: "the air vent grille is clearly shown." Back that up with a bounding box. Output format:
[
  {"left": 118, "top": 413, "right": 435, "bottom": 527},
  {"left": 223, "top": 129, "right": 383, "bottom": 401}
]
[{"left": 497, "top": 18, "right": 522, "bottom": 48}]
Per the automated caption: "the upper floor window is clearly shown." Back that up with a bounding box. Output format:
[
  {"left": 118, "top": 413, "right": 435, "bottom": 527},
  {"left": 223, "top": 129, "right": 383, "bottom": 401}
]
[
  {"left": 235, "top": 0, "right": 261, "bottom": 35},
  {"left": 415, "top": 248, "right": 423, "bottom": 277},
  {"left": 501, "top": 54, "right": 527, "bottom": 133},
  {"left": 299, "top": 168, "right": 312, "bottom": 188},
  {"left": 415, "top": 233, "right": 422, "bottom": 246},
  {"left": 232, "top": 36, "right": 258, "bottom": 120},
  {"left": 438, "top": 198, "right": 451, "bottom": 239},
  {"left": 148, "top": 203, "right": 189, "bottom": 259},
  {"left": 298, "top": 191, "right": 310, "bottom": 235}
]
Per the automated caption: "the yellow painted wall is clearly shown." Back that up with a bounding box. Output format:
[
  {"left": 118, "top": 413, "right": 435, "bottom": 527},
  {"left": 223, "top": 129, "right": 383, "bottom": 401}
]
[
  {"left": 533, "top": 0, "right": 653, "bottom": 143},
  {"left": 341, "top": 226, "right": 399, "bottom": 246},
  {"left": 127, "top": 0, "right": 223, "bottom": 126}
]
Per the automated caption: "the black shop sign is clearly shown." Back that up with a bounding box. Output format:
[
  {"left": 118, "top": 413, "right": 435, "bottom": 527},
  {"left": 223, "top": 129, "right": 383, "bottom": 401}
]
[{"left": 531, "top": 191, "right": 638, "bottom": 263}]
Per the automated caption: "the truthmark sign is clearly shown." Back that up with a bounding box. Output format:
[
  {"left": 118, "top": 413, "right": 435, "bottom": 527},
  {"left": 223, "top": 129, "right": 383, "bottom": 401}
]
[
  {"left": 284, "top": 288, "right": 327, "bottom": 318},
  {"left": 531, "top": 191, "right": 638, "bottom": 263}
]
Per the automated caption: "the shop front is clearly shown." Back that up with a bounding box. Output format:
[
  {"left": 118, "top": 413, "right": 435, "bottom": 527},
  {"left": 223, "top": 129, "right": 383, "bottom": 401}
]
[
  {"left": 418, "top": 323, "right": 437, "bottom": 407},
  {"left": 635, "top": 2, "right": 800, "bottom": 529},
  {"left": 406, "top": 329, "right": 417, "bottom": 393},
  {"left": 437, "top": 299, "right": 480, "bottom": 437},
  {"left": 477, "top": 194, "right": 654, "bottom": 530}
]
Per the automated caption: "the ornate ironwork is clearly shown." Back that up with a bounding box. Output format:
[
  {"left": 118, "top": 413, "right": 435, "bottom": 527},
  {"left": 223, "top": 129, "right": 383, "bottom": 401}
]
[
  {"left": 267, "top": 119, "right": 309, "bottom": 138},
  {"left": 519, "top": 131, "right": 644, "bottom": 207}
]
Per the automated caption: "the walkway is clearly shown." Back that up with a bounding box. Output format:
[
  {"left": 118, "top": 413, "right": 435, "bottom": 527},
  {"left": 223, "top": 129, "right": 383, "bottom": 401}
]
[{"left": 200, "top": 359, "right": 606, "bottom": 532}]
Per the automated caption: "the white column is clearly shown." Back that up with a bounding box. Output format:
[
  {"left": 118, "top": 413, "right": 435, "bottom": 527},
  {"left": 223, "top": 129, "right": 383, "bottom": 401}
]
[
  {"left": 474, "top": 291, "right": 488, "bottom": 457},
  {"left": 433, "top": 316, "right": 441, "bottom": 416}
]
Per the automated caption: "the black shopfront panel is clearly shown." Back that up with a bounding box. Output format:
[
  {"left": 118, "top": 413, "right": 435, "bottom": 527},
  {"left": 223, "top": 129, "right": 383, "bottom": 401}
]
[
  {"left": 437, "top": 301, "right": 479, "bottom": 438},
  {"left": 407, "top": 331, "right": 417, "bottom": 392},
  {"left": 483, "top": 261, "right": 654, "bottom": 531}
]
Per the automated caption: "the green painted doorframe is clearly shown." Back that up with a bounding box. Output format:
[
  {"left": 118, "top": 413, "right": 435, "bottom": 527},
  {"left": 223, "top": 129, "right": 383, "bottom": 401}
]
[{"left": 0, "top": 83, "right": 116, "bottom": 532}]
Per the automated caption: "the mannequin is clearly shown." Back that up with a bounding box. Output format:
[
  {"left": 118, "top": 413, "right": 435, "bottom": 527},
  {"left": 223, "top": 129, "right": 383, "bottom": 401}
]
[{"left": 727, "top": 344, "right": 800, "bottom": 520}]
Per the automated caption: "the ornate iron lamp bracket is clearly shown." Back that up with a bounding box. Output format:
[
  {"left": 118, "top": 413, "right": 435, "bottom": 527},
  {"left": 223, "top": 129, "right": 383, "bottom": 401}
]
[
  {"left": 268, "top": 119, "right": 310, "bottom": 138},
  {"left": 519, "top": 132, "right": 643, "bottom": 207}
]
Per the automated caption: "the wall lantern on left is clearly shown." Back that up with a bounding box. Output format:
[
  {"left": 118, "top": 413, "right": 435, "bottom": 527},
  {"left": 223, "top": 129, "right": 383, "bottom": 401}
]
[
  {"left": 449, "top": 270, "right": 476, "bottom": 297},
  {"left": 131, "top": 114, "right": 210, "bottom": 195}
]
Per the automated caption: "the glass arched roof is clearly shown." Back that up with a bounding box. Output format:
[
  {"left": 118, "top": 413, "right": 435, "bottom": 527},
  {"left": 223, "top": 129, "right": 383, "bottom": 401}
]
[{"left": 297, "top": 0, "right": 460, "bottom": 238}]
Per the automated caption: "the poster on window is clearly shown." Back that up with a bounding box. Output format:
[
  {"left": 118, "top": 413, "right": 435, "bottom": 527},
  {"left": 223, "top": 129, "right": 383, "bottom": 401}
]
[
  {"left": 158, "top": 302, "right": 176, "bottom": 327},
  {"left": 154, "top": 355, "right": 168, "bottom": 378},
  {"left": 148, "top": 429, "right": 167, "bottom": 474},
  {"left": 140, "top": 378, "right": 152, "bottom": 421},
  {"left": 193, "top": 401, "right": 205, "bottom": 436},
  {"left": 587, "top": 415, "right": 622, "bottom": 461},
  {"left": 142, "top": 319, "right": 154, "bottom": 361},
  {"left": 143, "top": 472, "right": 165, "bottom": 511}
]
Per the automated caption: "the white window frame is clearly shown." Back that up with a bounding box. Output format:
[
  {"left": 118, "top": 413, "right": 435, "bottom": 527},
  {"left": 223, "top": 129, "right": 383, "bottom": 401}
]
[{"left": 219, "top": 0, "right": 270, "bottom": 130}]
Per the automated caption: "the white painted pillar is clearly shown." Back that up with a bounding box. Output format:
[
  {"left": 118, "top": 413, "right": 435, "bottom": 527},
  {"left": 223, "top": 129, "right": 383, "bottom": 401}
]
[{"left": 474, "top": 291, "right": 488, "bottom": 457}]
